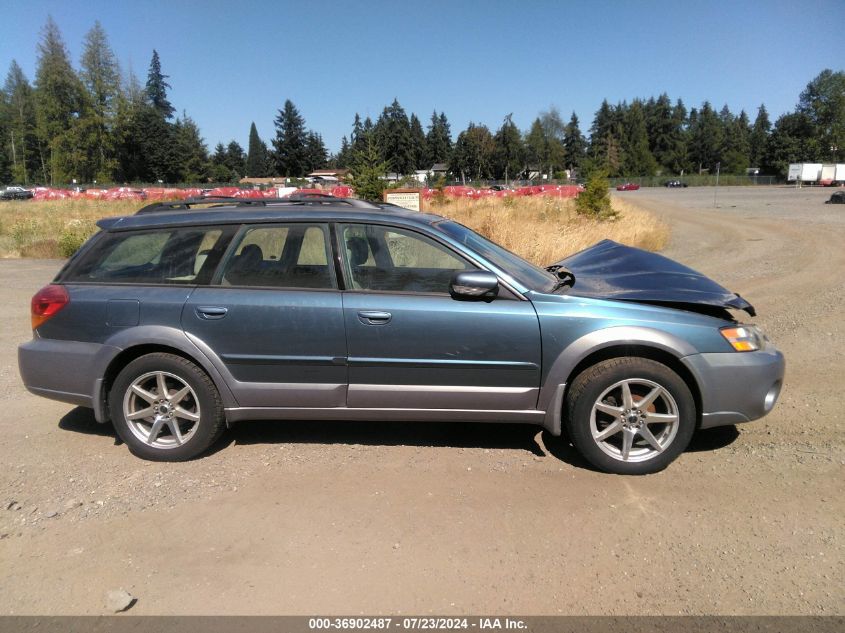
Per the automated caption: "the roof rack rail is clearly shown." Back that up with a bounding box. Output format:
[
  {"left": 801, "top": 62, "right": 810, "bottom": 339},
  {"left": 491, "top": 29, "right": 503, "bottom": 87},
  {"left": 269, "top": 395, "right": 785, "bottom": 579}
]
[{"left": 134, "top": 194, "right": 381, "bottom": 215}]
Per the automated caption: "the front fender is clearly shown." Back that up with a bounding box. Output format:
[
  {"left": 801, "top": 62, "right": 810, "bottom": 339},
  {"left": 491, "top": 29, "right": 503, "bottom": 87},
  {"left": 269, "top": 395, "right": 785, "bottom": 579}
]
[{"left": 538, "top": 326, "right": 696, "bottom": 434}]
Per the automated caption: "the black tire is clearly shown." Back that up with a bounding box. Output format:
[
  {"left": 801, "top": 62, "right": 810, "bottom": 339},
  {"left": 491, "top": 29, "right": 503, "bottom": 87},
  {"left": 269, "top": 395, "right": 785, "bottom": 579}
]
[
  {"left": 564, "top": 357, "right": 695, "bottom": 475},
  {"left": 109, "top": 352, "right": 225, "bottom": 461}
]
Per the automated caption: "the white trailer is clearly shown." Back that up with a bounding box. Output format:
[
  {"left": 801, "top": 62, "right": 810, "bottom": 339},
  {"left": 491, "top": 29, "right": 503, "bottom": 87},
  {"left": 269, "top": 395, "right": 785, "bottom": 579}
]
[
  {"left": 787, "top": 164, "right": 802, "bottom": 181},
  {"left": 835, "top": 164, "right": 845, "bottom": 184},
  {"left": 800, "top": 163, "right": 822, "bottom": 182},
  {"left": 820, "top": 164, "right": 836, "bottom": 185}
]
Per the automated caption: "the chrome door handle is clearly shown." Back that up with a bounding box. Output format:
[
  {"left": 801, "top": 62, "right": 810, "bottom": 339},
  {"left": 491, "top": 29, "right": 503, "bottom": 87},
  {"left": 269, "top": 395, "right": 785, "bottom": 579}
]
[
  {"left": 196, "top": 306, "right": 228, "bottom": 320},
  {"left": 357, "top": 310, "right": 391, "bottom": 325}
]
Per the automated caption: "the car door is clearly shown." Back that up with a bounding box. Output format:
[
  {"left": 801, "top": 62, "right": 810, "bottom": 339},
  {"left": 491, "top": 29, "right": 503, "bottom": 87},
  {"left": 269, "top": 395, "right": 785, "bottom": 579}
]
[
  {"left": 182, "top": 222, "right": 347, "bottom": 408},
  {"left": 337, "top": 222, "right": 542, "bottom": 411}
]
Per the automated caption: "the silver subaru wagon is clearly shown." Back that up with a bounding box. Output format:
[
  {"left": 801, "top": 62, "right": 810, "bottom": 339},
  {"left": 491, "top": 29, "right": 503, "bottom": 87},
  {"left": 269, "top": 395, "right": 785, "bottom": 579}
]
[{"left": 19, "top": 196, "right": 784, "bottom": 475}]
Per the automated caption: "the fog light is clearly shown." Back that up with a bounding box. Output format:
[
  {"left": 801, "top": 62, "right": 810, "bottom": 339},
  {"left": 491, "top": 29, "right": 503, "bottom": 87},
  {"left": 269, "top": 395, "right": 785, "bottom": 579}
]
[{"left": 764, "top": 381, "right": 781, "bottom": 412}]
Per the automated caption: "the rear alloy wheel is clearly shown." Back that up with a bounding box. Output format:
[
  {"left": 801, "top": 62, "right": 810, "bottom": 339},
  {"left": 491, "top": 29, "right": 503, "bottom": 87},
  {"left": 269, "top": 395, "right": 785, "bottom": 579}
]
[
  {"left": 110, "top": 353, "right": 225, "bottom": 461},
  {"left": 565, "top": 357, "right": 695, "bottom": 475}
]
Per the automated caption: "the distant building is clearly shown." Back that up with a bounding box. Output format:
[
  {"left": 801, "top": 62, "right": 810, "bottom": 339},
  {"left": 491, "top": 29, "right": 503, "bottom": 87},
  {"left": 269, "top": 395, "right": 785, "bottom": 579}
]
[
  {"left": 239, "top": 176, "right": 288, "bottom": 187},
  {"left": 307, "top": 169, "right": 350, "bottom": 183}
]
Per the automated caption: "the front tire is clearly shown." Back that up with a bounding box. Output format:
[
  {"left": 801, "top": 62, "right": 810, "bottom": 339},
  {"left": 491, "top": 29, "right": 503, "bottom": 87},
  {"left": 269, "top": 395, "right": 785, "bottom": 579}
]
[
  {"left": 565, "top": 357, "right": 696, "bottom": 475},
  {"left": 109, "top": 353, "right": 225, "bottom": 461}
]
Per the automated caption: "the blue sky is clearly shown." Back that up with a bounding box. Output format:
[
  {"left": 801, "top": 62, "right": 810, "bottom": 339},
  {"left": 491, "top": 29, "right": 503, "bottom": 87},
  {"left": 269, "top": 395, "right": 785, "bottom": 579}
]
[{"left": 1, "top": 0, "right": 843, "bottom": 153}]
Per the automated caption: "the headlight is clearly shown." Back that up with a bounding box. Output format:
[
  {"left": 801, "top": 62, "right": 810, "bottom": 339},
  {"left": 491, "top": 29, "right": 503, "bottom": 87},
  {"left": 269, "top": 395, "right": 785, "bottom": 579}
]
[{"left": 720, "top": 325, "right": 765, "bottom": 352}]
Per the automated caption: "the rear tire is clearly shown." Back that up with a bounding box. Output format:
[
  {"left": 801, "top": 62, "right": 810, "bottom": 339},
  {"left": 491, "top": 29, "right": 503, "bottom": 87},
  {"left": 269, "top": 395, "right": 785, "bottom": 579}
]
[
  {"left": 109, "top": 353, "right": 225, "bottom": 461},
  {"left": 565, "top": 357, "right": 695, "bottom": 475}
]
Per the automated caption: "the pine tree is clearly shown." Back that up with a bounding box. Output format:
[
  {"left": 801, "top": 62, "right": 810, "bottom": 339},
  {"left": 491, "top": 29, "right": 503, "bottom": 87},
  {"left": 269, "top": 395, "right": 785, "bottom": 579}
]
[
  {"left": 689, "top": 101, "right": 723, "bottom": 173},
  {"left": 763, "top": 112, "right": 815, "bottom": 176},
  {"left": 721, "top": 110, "right": 751, "bottom": 174},
  {"left": 622, "top": 100, "right": 658, "bottom": 177},
  {"left": 225, "top": 140, "right": 246, "bottom": 177},
  {"left": 493, "top": 114, "right": 524, "bottom": 181},
  {"left": 145, "top": 50, "right": 174, "bottom": 119},
  {"left": 348, "top": 133, "right": 389, "bottom": 201},
  {"left": 79, "top": 21, "right": 121, "bottom": 181},
  {"left": 563, "top": 112, "right": 586, "bottom": 175},
  {"left": 245, "top": 122, "right": 267, "bottom": 177},
  {"left": 425, "top": 110, "right": 452, "bottom": 166},
  {"left": 374, "top": 99, "right": 413, "bottom": 175},
  {"left": 409, "top": 113, "right": 427, "bottom": 170},
  {"left": 539, "top": 106, "right": 566, "bottom": 176},
  {"left": 304, "top": 131, "right": 328, "bottom": 172},
  {"left": 272, "top": 99, "right": 308, "bottom": 176},
  {"left": 34, "top": 16, "right": 85, "bottom": 184},
  {"left": 173, "top": 112, "right": 209, "bottom": 182},
  {"left": 749, "top": 104, "right": 771, "bottom": 169},
  {"left": 450, "top": 123, "right": 494, "bottom": 181},
  {"left": 334, "top": 136, "right": 351, "bottom": 169},
  {"left": 524, "top": 118, "right": 548, "bottom": 178},
  {"left": 3, "top": 61, "right": 39, "bottom": 184}
]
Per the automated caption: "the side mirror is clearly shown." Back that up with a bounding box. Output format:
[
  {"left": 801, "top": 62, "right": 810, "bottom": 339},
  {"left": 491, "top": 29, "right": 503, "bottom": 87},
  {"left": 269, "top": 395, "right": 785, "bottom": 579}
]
[{"left": 450, "top": 270, "right": 499, "bottom": 301}]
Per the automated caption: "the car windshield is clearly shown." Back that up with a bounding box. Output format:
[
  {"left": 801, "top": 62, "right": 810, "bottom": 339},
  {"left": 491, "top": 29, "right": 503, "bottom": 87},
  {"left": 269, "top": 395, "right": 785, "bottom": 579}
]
[{"left": 437, "top": 220, "right": 557, "bottom": 293}]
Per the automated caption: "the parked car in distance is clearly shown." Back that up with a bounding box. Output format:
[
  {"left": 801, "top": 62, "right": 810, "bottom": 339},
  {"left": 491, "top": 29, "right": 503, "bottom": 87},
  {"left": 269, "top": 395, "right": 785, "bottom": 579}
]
[
  {"left": 664, "top": 180, "right": 688, "bottom": 188},
  {"left": 825, "top": 191, "right": 845, "bottom": 204},
  {"left": 0, "top": 186, "right": 34, "bottom": 200},
  {"left": 616, "top": 183, "right": 640, "bottom": 191},
  {"left": 18, "top": 196, "right": 784, "bottom": 475}
]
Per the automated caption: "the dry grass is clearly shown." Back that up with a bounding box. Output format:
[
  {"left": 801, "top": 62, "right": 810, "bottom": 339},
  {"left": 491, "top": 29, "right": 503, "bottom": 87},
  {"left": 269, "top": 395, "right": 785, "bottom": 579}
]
[
  {"left": 0, "top": 194, "right": 669, "bottom": 262},
  {"left": 0, "top": 199, "right": 146, "bottom": 258},
  {"left": 430, "top": 194, "right": 669, "bottom": 265}
]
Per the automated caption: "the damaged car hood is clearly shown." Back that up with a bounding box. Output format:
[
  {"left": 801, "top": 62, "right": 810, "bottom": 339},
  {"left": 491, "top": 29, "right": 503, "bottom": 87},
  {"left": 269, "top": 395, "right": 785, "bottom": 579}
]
[{"left": 552, "top": 239, "right": 755, "bottom": 317}]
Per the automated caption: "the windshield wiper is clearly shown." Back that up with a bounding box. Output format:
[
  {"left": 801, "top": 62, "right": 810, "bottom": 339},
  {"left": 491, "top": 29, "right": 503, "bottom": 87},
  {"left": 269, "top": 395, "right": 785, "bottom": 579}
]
[{"left": 545, "top": 265, "right": 576, "bottom": 292}]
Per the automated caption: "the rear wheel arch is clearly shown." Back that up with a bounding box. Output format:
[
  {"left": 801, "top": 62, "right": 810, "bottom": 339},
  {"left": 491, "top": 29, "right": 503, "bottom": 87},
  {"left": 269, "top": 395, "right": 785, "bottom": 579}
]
[{"left": 99, "top": 343, "right": 232, "bottom": 423}]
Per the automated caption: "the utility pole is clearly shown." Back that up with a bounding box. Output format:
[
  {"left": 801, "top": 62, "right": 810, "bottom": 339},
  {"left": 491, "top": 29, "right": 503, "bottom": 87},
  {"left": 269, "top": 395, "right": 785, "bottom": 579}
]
[{"left": 714, "top": 162, "right": 720, "bottom": 208}]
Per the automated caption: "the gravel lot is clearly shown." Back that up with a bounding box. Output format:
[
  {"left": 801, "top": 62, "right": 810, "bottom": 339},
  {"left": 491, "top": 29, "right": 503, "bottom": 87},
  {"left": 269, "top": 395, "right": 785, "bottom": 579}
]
[{"left": 0, "top": 186, "right": 842, "bottom": 615}]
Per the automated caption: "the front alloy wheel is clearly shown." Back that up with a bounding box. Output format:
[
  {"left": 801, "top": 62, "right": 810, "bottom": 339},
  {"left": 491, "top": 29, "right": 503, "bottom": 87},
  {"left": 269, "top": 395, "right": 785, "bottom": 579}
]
[{"left": 565, "top": 357, "right": 696, "bottom": 474}]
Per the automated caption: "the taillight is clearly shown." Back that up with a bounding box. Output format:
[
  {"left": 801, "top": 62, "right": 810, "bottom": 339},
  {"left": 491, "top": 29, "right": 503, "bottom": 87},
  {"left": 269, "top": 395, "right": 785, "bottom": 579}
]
[{"left": 31, "top": 284, "right": 69, "bottom": 330}]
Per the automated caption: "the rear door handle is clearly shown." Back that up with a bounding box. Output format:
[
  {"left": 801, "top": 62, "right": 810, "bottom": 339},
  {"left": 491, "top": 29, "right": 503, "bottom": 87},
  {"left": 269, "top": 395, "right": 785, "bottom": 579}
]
[
  {"left": 196, "top": 306, "right": 228, "bottom": 320},
  {"left": 357, "top": 310, "right": 392, "bottom": 325}
]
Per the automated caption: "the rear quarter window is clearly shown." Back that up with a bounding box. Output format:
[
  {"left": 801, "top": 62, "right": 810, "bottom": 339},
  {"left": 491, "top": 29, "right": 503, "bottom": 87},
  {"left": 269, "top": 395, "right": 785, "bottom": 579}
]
[{"left": 65, "top": 227, "right": 228, "bottom": 285}]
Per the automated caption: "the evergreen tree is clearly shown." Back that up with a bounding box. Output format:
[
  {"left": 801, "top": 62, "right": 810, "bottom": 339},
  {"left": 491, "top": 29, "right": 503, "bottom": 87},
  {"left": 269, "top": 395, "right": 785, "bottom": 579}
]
[
  {"left": 34, "top": 16, "right": 85, "bottom": 184},
  {"left": 688, "top": 101, "right": 723, "bottom": 173},
  {"left": 135, "top": 105, "right": 179, "bottom": 181},
  {"left": 272, "top": 99, "right": 308, "bottom": 176},
  {"left": 524, "top": 118, "right": 548, "bottom": 177},
  {"left": 350, "top": 113, "right": 366, "bottom": 154},
  {"left": 622, "top": 100, "right": 658, "bottom": 176},
  {"left": 749, "top": 104, "right": 771, "bottom": 168},
  {"left": 492, "top": 113, "right": 524, "bottom": 181},
  {"left": 668, "top": 99, "right": 689, "bottom": 173},
  {"left": 245, "top": 122, "right": 267, "bottom": 177},
  {"left": 112, "top": 69, "right": 146, "bottom": 182},
  {"left": 563, "top": 112, "right": 587, "bottom": 175},
  {"left": 334, "top": 136, "right": 351, "bottom": 169},
  {"left": 210, "top": 142, "right": 232, "bottom": 182},
  {"left": 721, "top": 110, "right": 751, "bottom": 174},
  {"left": 79, "top": 21, "right": 121, "bottom": 181},
  {"left": 348, "top": 133, "right": 389, "bottom": 202},
  {"left": 425, "top": 110, "right": 452, "bottom": 166},
  {"left": 539, "top": 106, "right": 566, "bottom": 176},
  {"left": 645, "top": 93, "right": 677, "bottom": 173},
  {"left": 145, "top": 50, "right": 174, "bottom": 119},
  {"left": 450, "top": 123, "right": 494, "bottom": 181},
  {"left": 225, "top": 140, "right": 246, "bottom": 177},
  {"left": 374, "top": 99, "right": 414, "bottom": 175},
  {"left": 173, "top": 112, "right": 209, "bottom": 182},
  {"left": 409, "top": 113, "right": 427, "bottom": 170},
  {"left": 3, "top": 61, "right": 39, "bottom": 184},
  {"left": 304, "top": 131, "right": 328, "bottom": 172}
]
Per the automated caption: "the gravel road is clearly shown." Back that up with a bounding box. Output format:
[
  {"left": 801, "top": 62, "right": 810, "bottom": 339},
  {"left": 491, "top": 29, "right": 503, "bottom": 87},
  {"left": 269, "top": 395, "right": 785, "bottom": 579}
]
[{"left": 0, "top": 186, "right": 842, "bottom": 615}]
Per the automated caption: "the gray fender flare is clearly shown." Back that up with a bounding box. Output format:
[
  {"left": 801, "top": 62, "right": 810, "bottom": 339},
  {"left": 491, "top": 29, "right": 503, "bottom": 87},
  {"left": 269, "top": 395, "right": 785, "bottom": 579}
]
[
  {"left": 92, "top": 326, "right": 238, "bottom": 422},
  {"left": 539, "top": 326, "right": 697, "bottom": 435}
]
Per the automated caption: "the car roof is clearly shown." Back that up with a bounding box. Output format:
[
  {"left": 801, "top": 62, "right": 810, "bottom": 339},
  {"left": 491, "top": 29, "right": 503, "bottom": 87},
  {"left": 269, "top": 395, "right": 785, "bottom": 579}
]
[{"left": 97, "top": 197, "right": 449, "bottom": 232}]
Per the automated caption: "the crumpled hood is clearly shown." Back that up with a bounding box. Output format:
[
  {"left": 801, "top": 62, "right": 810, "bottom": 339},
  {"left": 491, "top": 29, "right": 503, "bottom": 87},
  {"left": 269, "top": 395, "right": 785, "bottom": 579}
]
[{"left": 552, "top": 239, "right": 755, "bottom": 316}]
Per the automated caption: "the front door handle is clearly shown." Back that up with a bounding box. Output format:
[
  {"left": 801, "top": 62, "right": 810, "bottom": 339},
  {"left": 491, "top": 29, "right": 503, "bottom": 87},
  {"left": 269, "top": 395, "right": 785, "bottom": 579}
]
[
  {"left": 196, "top": 306, "right": 228, "bottom": 320},
  {"left": 357, "top": 310, "right": 392, "bottom": 325}
]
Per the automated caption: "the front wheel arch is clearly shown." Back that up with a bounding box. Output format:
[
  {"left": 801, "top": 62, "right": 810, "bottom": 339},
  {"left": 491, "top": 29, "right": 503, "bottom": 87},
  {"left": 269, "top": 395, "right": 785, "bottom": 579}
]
[{"left": 563, "top": 345, "right": 702, "bottom": 429}]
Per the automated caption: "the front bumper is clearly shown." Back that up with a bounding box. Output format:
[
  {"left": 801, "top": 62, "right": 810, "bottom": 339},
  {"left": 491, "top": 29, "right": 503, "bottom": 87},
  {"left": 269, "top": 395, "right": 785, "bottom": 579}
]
[{"left": 682, "top": 346, "right": 785, "bottom": 429}]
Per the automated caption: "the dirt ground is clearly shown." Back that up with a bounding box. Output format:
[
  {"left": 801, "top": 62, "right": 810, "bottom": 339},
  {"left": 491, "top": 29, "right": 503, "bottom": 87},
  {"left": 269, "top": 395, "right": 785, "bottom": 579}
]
[{"left": 0, "top": 186, "right": 842, "bottom": 616}]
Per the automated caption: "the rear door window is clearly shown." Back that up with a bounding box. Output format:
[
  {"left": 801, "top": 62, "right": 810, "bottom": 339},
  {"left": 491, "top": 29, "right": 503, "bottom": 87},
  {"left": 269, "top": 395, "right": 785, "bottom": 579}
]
[
  {"left": 219, "top": 223, "right": 335, "bottom": 289},
  {"left": 66, "top": 227, "right": 230, "bottom": 285}
]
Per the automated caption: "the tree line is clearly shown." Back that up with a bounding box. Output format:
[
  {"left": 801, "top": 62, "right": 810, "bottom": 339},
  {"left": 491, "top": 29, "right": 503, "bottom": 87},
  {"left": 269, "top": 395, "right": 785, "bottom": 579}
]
[{"left": 1, "top": 17, "right": 842, "bottom": 186}]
